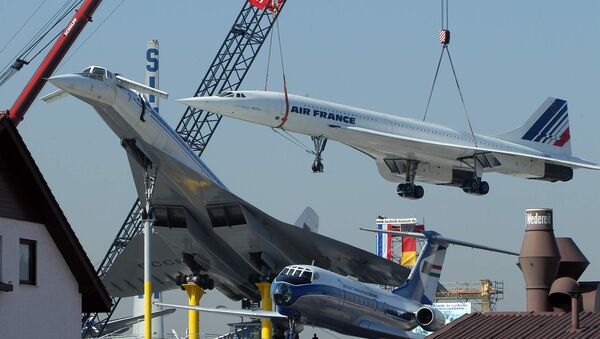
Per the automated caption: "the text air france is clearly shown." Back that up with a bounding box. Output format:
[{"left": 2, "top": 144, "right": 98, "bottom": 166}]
[{"left": 291, "top": 105, "right": 356, "bottom": 125}]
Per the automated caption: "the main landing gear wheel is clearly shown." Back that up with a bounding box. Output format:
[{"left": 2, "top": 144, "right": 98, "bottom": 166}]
[
  {"left": 462, "top": 179, "right": 489, "bottom": 195},
  {"left": 397, "top": 183, "right": 424, "bottom": 200},
  {"left": 478, "top": 180, "right": 489, "bottom": 195},
  {"left": 396, "top": 160, "right": 424, "bottom": 199},
  {"left": 192, "top": 274, "right": 215, "bottom": 290}
]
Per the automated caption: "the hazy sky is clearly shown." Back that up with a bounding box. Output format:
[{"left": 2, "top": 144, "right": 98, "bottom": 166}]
[{"left": 1, "top": 1, "right": 600, "bottom": 337}]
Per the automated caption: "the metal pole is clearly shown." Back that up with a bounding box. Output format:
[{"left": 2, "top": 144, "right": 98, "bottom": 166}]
[
  {"left": 143, "top": 214, "right": 153, "bottom": 339},
  {"left": 143, "top": 169, "right": 156, "bottom": 339}
]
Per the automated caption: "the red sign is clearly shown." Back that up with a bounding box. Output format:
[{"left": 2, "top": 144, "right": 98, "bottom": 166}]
[
  {"left": 248, "top": 0, "right": 269, "bottom": 10},
  {"left": 248, "top": 0, "right": 282, "bottom": 12}
]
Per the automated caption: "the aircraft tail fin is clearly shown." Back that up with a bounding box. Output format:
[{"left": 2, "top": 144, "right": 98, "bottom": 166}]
[
  {"left": 294, "top": 207, "right": 319, "bottom": 233},
  {"left": 391, "top": 231, "right": 447, "bottom": 304},
  {"left": 498, "top": 97, "right": 572, "bottom": 155},
  {"left": 359, "top": 228, "right": 518, "bottom": 304}
]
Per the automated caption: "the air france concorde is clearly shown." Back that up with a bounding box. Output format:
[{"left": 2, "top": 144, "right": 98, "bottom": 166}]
[{"left": 179, "top": 91, "right": 599, "bottom": 199}]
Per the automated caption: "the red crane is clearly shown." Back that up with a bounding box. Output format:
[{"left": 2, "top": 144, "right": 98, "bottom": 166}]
[{"left": 8, "top": 0, "right": 103, "bottom": 125}]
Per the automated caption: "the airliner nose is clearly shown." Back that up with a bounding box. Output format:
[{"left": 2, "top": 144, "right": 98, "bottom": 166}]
[
  {"left": 271, "top": 282, "right": 293, "bottom": 306},
  {"left": 48, "top": 74, "right": 86, "bottom": 94},
  {"left": 48, "top": 73, "right": 115, "bottom": 104},
  {"left": 177, "top": 96, "right": 228, "bottom": 114}
]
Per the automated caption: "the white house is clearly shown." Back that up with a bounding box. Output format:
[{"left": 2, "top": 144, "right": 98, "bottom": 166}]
[{"left": 0, "top": 117, "right": 110, "bottom": 339}]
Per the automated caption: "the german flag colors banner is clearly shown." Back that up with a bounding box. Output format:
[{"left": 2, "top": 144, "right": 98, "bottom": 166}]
[{"left": 401, "top": 223, "right": 425, "bottom": 267}]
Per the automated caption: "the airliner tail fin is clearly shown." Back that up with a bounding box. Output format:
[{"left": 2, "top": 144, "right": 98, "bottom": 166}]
[
  {"left": 498, "top": 97, "right": 572, "bottom": 155},
  {"left": 360, "top": 228, "right": 518, "bottom": 304}
]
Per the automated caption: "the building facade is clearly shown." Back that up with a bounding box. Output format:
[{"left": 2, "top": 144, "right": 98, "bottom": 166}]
[{"left": 0, "top": 117, "right": 110, "bottom": 338}]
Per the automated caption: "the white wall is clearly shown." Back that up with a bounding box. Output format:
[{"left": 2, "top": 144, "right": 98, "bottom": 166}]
[{"left": 0, "top": 217, "right": 82, "bottom": 339}]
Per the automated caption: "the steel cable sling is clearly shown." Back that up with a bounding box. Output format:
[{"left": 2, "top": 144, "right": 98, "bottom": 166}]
[{"left": 422, "top": 0, "right": 478, "bottom": 147}]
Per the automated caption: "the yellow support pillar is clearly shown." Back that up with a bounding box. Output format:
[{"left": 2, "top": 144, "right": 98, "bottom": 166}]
[
  {"left": 183, "top": 284, "right": 206, "bottom": 339},
  {"left": 144, "top": 281, "right": 152, "bottom": 338},
  {"left": 256, "top": 282, "right": 273, "bottom": 339}
]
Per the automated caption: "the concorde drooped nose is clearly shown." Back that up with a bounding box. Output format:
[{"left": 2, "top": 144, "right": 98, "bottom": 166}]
[
  {"left": 177, "top": 96, "right": 238, "bottom": 117},
  {"left": 48, "top": 74, "right": 115, "bottom": 104}
]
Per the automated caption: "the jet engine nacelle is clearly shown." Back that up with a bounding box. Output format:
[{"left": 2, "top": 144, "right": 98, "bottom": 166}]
[
  {"left": 415, "top": 306, "right": 446, "bottom": 332},
  {"left": 533, "top": 163, "right": 573, "bottom": 182}
]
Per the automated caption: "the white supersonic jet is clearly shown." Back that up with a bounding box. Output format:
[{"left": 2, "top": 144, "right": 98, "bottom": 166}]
[{"left": 179, "top": 91, "right": 599, "bottom": 199}]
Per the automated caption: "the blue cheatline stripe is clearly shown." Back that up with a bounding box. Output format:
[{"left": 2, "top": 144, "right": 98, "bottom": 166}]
[
  {"left": 522, "top": 99, "right": 567, "bottom": 141},
  {"left": 533, "top": 102, "right": 568, "bottom": 142}
]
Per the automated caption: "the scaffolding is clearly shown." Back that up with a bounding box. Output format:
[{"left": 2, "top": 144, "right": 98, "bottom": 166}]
[
  {"left": 434, "top": 280, "right": 504, "bottom": 312},
  {"left": 374, "top": 217, "right": 505, "bottom": 313}
]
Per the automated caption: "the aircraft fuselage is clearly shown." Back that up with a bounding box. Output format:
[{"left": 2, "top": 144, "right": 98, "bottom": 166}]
[{"left": 272, "top": 265, "right": 424, "bottom": 339}]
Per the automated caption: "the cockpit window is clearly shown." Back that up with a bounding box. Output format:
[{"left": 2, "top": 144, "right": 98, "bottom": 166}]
[
  {"left": 234, "top": 93, "right": 246, "bottom": 98},
  {"left": 92, "top": 67, "right": 106, "bottom": 75},
  {"left": 275, "top": 265, "right": 314, "bottom": 285},
  {"left": 82, "top": 66, "right": 109, "bottom": 81},
  {"left": 218, "top": 91, "right": 234, "bottom": 97}
]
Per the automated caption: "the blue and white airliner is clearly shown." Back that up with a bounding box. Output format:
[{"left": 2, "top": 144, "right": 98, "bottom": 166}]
[
  {"left": 157, "top": 229, "right": 517, "bottom": 339},
  {"left": 179, "top": 91, "right": 599, "bottom": 199}
]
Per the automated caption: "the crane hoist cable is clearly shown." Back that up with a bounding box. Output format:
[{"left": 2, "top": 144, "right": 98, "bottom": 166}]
[
  {"left": 263, "top": 22, "right": 275, "bottom": 91},
  {"left": 261, "top": 7, "right": 291, "bottom": 129},
  {"left": 0, "top": 0, "right": 50, "bottom": 56},
  {"left": 422, "top": 0, "right": 478, "bottom": 147},
  {"left": 274, "top": 19, "right": 291, "bottom": 129},
  {"left": 263, "top": 7, "right": 315, "bottom": 154},
  {"left": 263, "top": 0, "right": 284, "bottom": 92},
  {"left": 0, "top": 0, "right": 83, "bottom": 87},
  {"left": 57, "top": 0, "right": 126, "bottom": 72}
]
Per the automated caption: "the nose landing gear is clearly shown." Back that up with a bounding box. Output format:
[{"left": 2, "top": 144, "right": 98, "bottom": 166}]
[{"left": 311, "top": 136, "right": 327, "bottom": 173}]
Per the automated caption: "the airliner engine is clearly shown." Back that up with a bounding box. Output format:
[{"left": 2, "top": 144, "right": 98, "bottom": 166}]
[{"left": 415, "top": 305, "right": 446, "bottom": 332}]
